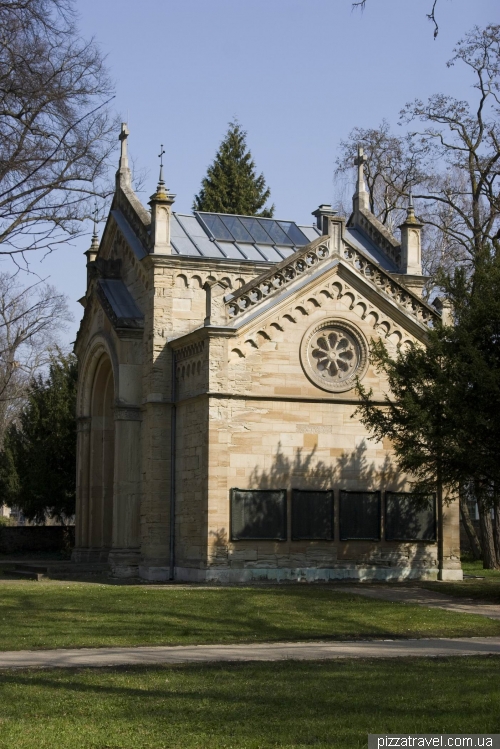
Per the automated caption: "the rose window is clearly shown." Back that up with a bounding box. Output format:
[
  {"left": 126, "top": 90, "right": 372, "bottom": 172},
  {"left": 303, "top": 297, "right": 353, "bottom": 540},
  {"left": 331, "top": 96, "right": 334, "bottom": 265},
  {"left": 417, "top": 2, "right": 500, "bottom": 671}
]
[
  {"left": 300, "top": 320, "right": 368, "bottom": 393},
  {"left": 311, "top": 330, "right": 356, "bottom": 382}
]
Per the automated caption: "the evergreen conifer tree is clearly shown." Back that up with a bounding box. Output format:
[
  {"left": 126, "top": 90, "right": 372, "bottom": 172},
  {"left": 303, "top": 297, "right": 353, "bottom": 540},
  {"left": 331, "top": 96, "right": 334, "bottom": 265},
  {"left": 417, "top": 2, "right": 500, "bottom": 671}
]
[
  {"left": 355, "top": 244, "right": 500, "bottom": 569},
  {"left": 193, "top": 121, "right": 274, "bottom": 217},
  {"left": 1, "top": 352, "right": 77, "bottom": 524}
]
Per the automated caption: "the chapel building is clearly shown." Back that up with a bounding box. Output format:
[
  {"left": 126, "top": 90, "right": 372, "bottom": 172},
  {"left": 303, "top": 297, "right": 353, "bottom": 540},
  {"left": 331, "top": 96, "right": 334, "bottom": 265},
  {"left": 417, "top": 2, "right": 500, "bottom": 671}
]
[{"left": 72, "top": 124, "right": 462, "bottom": 582}]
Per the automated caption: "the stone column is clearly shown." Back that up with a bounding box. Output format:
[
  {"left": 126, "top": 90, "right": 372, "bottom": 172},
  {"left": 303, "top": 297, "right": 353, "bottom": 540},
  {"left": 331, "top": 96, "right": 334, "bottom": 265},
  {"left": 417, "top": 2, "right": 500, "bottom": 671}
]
[
  {"left": 438, "top": 495, "right": 463, "bottom": 581},
  {"left": 108, "top": 406, "right": 142, "bottom": 578},
  {"left": 72, "top": 416, "right": 91, "bottom": 562}
]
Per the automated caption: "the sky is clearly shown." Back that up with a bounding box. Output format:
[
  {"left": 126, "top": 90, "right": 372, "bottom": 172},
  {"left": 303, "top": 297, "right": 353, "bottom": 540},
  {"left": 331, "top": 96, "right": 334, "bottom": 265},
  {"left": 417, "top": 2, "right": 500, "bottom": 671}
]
[{"left": 10, "top": 0, "right": 497, "bottom": 345}]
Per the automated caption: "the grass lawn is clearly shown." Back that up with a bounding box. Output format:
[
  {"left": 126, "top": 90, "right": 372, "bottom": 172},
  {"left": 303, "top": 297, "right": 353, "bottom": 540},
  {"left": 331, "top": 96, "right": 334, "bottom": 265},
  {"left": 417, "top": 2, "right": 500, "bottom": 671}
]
[
  {"left": 0, "top": 657, "right": 499, "bottom": 748},
  {"left": 1, "top": 582, "right": 500, "bottom": 651},
  {"left": 423, "top": 561, "right": 500, "bottom": 604}
]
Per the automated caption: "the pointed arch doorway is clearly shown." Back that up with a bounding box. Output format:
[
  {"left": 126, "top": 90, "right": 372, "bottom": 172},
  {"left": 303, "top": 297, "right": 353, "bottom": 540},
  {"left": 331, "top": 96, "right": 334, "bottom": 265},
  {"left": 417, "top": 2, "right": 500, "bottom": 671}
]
[{"left": 87, "top": 353, "right": 115, "bottom": 559}]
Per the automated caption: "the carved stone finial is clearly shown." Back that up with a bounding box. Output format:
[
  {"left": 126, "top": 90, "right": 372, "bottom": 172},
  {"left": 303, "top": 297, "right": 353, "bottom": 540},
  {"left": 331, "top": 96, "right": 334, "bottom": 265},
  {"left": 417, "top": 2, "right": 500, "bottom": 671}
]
[{"left": 406, "top": 189, "right": 417, "bottom": 222}]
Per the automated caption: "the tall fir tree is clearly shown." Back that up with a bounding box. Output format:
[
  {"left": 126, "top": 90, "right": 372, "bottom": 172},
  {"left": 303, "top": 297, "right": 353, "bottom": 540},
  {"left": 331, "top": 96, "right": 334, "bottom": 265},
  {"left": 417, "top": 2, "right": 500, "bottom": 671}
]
[
  {"left": 1, "top": 352, "right": 78, "bottom": 524},
  {"left": 193, "top": 121, "right": 274, "bottom": 217}
]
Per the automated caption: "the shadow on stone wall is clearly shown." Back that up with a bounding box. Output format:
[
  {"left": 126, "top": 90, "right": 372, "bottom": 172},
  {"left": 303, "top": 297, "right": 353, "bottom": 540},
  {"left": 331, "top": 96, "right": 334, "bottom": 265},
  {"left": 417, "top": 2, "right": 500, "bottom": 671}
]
[{"left": 247, "top": 440, "right": 405, "bottom": 494}]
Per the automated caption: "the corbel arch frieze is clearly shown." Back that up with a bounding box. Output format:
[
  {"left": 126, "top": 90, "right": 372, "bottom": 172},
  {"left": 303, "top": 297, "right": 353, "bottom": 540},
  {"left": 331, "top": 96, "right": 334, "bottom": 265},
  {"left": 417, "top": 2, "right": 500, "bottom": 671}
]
[
  {"left": 173, "top": 270, "right": 239, "bottom": 291},
  {"left": 106, "top": 218, "right": 149, "bottom": 289},
  {"left": 229, "top": 276, "right": 412, "bottom": 356},
  {"left": 77, "top": 332, "right": 120, "bottom": 417}
]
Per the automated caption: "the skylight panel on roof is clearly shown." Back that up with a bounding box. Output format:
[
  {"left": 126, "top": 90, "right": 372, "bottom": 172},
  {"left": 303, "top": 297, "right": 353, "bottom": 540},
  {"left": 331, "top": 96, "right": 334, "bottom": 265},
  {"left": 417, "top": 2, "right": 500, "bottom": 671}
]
[
  {"left": 195, "top": 212, "right": 311, "bottom": 248},
  {"left": 220, "top": 216, "right": 254, "bottom": 243},
  {"left": 278, "top": 221, "right": 310, "bottom": 246},
  {"left": 199, "top": 213, "right": 234, "bottom": 241},
  {"left": 238, "top": 217, "right": 273, "bottom": 243},
  {"left": 257, "top": 219, "right": 292, "bottom": 245}
]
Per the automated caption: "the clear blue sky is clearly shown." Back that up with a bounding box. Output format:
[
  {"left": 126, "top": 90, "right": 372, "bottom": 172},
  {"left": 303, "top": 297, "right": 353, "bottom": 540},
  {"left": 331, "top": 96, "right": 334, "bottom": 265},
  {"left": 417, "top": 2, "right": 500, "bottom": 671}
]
[{"left": 15, "top": 0, "right": 498, "bottom": 344}]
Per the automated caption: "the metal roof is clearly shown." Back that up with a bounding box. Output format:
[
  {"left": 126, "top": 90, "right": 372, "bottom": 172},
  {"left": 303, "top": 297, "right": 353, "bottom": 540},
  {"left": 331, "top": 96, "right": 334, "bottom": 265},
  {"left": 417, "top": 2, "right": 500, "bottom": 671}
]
[
  {"left": 170, "top": 210, "right": 321, "bottom": 262},
  {"left": 344, "top": 226, "right": 399, "bottom": 272},
  {"left": 97, "top": 279, "right": 144, "bottom": 328}
]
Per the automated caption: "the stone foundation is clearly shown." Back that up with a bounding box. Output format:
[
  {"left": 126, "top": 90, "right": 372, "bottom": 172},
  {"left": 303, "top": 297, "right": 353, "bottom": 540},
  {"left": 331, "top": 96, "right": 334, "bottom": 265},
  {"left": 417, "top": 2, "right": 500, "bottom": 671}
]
[{"left": 174, "top": 565, "right": 440, "bottom": 583}]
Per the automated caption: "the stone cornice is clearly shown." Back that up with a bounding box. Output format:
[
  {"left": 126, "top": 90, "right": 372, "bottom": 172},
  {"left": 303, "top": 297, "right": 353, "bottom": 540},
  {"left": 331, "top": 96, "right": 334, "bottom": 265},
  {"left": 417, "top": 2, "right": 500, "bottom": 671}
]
[{"left": 141, "top": 253, "right": 273, "bottom": 275}]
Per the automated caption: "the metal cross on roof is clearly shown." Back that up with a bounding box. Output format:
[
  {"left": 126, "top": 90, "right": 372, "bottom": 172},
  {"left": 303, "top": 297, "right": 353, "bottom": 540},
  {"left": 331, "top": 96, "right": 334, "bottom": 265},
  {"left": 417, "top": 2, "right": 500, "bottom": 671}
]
[
  {"left": 92, "top": 201, "right": 99, "bottom": 234},
  {"left": 354, "top": 144, "right": 367, "bottom": 166}
]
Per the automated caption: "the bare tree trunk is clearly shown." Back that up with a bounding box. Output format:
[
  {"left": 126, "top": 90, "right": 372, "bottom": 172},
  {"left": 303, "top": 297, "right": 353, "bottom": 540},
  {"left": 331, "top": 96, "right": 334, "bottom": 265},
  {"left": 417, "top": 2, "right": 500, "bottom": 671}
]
[
  {"left": 477, "top": 491, "right": 500, "bottom": 570},
  {"left": 459, "top": 489, "right": 482, "bottom": 560},
  {"left": 493, "top": 499, "right": 500, "bottom": 566}
]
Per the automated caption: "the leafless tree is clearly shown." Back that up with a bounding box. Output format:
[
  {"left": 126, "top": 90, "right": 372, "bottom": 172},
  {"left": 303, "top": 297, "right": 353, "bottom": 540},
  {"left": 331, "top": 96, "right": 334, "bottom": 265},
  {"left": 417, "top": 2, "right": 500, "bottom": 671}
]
[
  {"left": 0, "top": 0, "right": 118, "bottom": 264},
  {"left": 333, "top": 121, "right": 464, "bottom": 297},
  {"left": 0, "top": 272, "right": 71, "bottom": 442},
  {"left": 334, "top": 120, "right": 430, "bottom": 232},
  {"left": 401, "top": 24, "right": 500, "bottom": 264}
]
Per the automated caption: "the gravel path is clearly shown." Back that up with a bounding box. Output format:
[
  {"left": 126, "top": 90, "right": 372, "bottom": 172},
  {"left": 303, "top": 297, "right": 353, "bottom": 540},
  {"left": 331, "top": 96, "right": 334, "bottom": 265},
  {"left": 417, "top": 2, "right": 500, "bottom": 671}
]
[
  {"left": 341, "top": 585, "right": 500, "bottom": 620},
  {"left": 1, "top": 637, "right": 500, "bottom": 669}
]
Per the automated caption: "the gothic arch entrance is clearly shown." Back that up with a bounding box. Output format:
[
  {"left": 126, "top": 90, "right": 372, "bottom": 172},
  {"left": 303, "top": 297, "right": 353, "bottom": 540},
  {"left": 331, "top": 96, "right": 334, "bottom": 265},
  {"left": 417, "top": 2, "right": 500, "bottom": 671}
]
[{"left": 87, "top": 353, "right": 115, "bottom": 560}]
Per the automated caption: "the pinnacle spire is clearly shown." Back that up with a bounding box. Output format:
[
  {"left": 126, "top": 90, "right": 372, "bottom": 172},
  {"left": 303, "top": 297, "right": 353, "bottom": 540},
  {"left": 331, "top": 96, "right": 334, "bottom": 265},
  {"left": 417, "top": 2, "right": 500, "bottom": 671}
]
[
  {"left": 407, "top": 189, "right": 415, "bottom": 220},
  {"left": 116, "top": 122, "right": 132, "bottom": 188},
  {"left": 90, "top": 201, "right": 99, "bottom": 250},
  {"left": 353, "top": 144, "right": 369, "bottom": 211}
]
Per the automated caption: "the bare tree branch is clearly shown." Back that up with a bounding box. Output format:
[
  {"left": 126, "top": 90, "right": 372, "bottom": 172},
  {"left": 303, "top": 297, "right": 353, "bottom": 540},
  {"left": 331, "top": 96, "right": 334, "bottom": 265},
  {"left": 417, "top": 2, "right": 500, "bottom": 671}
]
[
  {"left": 0, "top": 272, "right": 71, "bottom": 443},
  {"left": 427, "top": 0, "right": 439, "bottom": 40},
  {"left": 0, "top": 0, "right": 119, "bottom": 261},
  {"left": 351, "top": 0, "right": 442, "bottom": 38}
]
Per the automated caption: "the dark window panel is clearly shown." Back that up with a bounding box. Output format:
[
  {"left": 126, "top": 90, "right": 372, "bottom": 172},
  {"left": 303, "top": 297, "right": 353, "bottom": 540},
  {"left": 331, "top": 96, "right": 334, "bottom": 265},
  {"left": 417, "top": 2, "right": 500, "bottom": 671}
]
[
  {"left": 291, "top": 490, "right": 334, "bottom": 540},
  {"left": 339, "top": 491, "right": 381, "bottom": 541},
  {"left": 230, "top": 489, "right": 287, "bottom": 541},
  {"left": 219, "top": 216, "right": 254, "bottom": 243},
  {"left": 238, "top": 217, "right": 274, "bottom": 244},
  {"left": 257, "top": 219, "right": 292, "bottom": 245},
  {"left": 278, "top": 221, "right": 310, "bottom": 246},
  {"left": 197, "top": 213, "right": 234, "bottom": 241},
  {"left": 385, "top": 492, "right": 436, "bottom": 541}
]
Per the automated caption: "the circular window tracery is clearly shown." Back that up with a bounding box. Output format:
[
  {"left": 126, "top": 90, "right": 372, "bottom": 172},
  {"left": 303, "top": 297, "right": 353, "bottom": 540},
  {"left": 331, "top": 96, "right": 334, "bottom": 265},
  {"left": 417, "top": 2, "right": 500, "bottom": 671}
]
[{"left": 300, "top": 319, "right": 368, "bottom": 392}]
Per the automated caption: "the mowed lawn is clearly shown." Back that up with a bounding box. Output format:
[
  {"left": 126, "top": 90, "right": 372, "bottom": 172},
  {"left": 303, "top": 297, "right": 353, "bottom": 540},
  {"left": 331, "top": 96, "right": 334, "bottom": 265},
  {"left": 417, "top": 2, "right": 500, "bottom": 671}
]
[
  {"left": 423, "top": 561, "right": 500, "bottom": 604},
  {"left": 0, "top": 657, "right": 499, "bottom": 748},
  {"left": 1, "top": 582, "right": 500, "bottom": 651}
]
